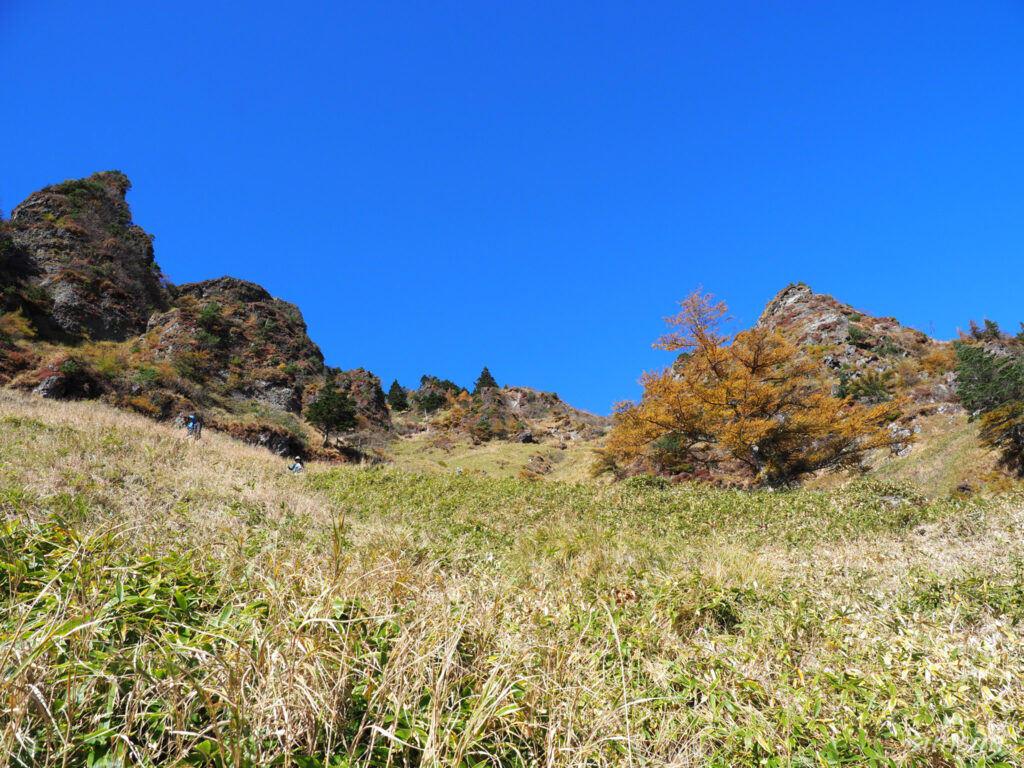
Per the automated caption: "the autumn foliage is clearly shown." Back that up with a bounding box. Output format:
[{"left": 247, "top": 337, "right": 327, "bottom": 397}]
[{"left": 607, "top": 290, "right": 905, "bottom": 486}]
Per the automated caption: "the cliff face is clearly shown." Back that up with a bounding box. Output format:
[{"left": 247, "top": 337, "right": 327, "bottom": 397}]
[
  {"left": 0, "top": 172, "right": 391, "bottom": 458},
  {"left": 7, "top": 171, "right": 171, "bottom": 341},
  {"left": 143, "top": 276, "right": 326, "bottom": 413},
  {"left": 0, "top": 218, "right": 35, "bottom": 288}
]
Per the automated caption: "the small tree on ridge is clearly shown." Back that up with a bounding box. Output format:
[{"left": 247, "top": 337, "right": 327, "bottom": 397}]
[{"left": 473, "top": 366, "right": 498, "bottom": 394}]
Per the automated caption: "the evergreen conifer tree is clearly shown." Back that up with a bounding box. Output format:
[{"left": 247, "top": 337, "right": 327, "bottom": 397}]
[
  {"left": 473, "top": 366, "right": 498, "bottom": 394},
  {"left": 954, "top": 343, "right": 1024, "bottom": 414},
  {"left": 387, "top": 379, "right": 409, "bottom": 411},
  {"left": 306, "top": 384, "right": 357, "bottom": 447},
  {"left": 955, "top": 341, "right": 1024, "bottom": 472}
]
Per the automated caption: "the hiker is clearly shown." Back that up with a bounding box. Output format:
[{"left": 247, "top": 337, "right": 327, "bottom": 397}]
[
  {"left": 185, "top": 412, "right": 202, "bottom": 440},
  {"left": 288, "top": 456, "right": 304, "bottom": 474}
]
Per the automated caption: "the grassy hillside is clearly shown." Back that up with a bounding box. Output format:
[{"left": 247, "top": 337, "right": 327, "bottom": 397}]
[
  {"left": 2, "top": 391, "right": 1023, "bottom": 767},
  {"left": 386, "top": 429, "right": 600, "bottom": 482},
  {"left": 871, "top": 412, "right": 1003, "bottom": 497}
]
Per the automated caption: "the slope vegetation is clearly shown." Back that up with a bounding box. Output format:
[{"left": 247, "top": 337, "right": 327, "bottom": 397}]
[{"left": 2, "top": 392, "right": 1022, "bottom": 766}]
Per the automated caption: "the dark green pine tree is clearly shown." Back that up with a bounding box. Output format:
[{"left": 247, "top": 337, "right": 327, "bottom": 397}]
[
  {"left": 473, "top": 366, "right": 499, "bottom": 394},
  {"left": 954, "top": 339, "right": 1024, "bottom": 474},
  {"left": 306, "top": 384, "right": 357, "bottom": 447},
  {"left": 387, "top": 379, "right": 409, "bottom": 411},
  {"left": 954, "top": 342, "right": 1024, "bottom": 415}
]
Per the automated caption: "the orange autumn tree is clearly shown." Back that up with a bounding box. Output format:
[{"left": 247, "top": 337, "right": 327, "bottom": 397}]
[{"left": 607, "top": 289, "right": 906, "bottom": 486}]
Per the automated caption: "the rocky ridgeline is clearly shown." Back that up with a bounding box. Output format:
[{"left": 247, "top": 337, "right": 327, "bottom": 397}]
[
  {"left": 402, "top": 381, "right": 609, "bottom": 446},
  {"left": 757, "top": 283, "right": 959, "bottom": 407},
  {"left": 0, "top": 172, "right": 389, "bottom": 457}
]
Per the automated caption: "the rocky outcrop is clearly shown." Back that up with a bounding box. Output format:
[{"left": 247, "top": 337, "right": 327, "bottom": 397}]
[
  {"left": 513, "top": 429, "right": 536, "bottom": 443},
  {"left": 27, "top": 357, "right": 103, "bottom": 400},
  {"left": 0, "top": 172, "right": 395, "bottom": 460},
  {"left": 137, "top": 277, "right": 390, "bottom": 429},
  {"left": 757, "top": 283, "right": 851, "bottom": 347},
  {"left": 176, "top": 277, "right": 325, "bottom": 369},
  {"left": 501, "top": 386, "right": 610, "bottom": 432},
  {"left": 207, "top": 418, "right": 306, "bottom": 457},
  {"left": 333, "top": 368, "right": 391, "bottom": 431},
  {"left": 398, "top": 381, "right": 607, "bottom": 445},
  {"left": 178, "top": 277, "right": 274, "bottom": 305},
  {"left": 140, "top": 276, "right": 325, "bottom": 415},
  {"left": 757, "top": 283, "right": 953, "bottom": 404},
  {"left": 7, "top": 172, "right": 171, "bottom": 341},
  {"left": 757, "top": 283, "right": 936, "bottom": 372}
]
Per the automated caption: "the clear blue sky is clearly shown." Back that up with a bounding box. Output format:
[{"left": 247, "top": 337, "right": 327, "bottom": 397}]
[{"left": 2, "top": 2, "right": 1023, "bottom": 414}]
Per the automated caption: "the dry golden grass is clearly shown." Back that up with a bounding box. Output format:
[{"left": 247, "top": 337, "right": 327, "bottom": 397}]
[
  {"left": 385, "top": 430, "right": 599, "bottom": 483},
  {"left": 0, "top": 309, "right": 35, "bottom": 341},
  {"left": 2, "top": 391, "right": 1023, "bottom": 767},
  {"left": 872, "top": 411, "right": 1001, "bottom": 497}
]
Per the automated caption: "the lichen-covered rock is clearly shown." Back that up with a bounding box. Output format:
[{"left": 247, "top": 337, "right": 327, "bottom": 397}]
[
  {"left": 757, "top": 283, "right": 954, "bottom": 405},
  {"left": 333, "top": 367, "right": 391, "bottom": 430},
  {"left": 32, "top": 375, "right": 67, "bottom": 399},
  {"left": 7, "top": 172, "right": 172, "bottom": 341},
  {"left": 757, "top": 283, "right": 851, "bottom": 347}
]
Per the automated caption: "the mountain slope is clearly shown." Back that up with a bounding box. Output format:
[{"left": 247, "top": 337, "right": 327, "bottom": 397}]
[
  {"left": 755, "top": 283, "right": 998, "bottom": 494},
  {"left": 2, "top": 389, "right": 1022, "bottom": 765},
  {"left": 1, "top": 171, "right": 607, "bottom": 463}
]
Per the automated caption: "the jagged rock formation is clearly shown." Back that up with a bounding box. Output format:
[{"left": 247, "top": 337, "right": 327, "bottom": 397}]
[
  {"left": 398, "top": 381, "right": 608, "bottom": 445},
  {"left": 143, "top": 276, "right": 326, "bottom": 414},
  {"left": 757, "top": 283, "right": 852, "bottom": 348},
  {"left": 758, "top": 283, "right": 932, "bottom": 370},
  {"left": 0, "top": 172, "right": 390, "bottom": 459},
  {"left": 128, "top": 277, "right": 390, "bottom": 440},
  {"left": 334, "top": 368, "right": 391, "bottom": 431},
  {"left": 757, "top": 283, "right": 958, "bottom": 406},
  {"left": 6, "top": 171, "right": 171, "bottom": 341}
]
